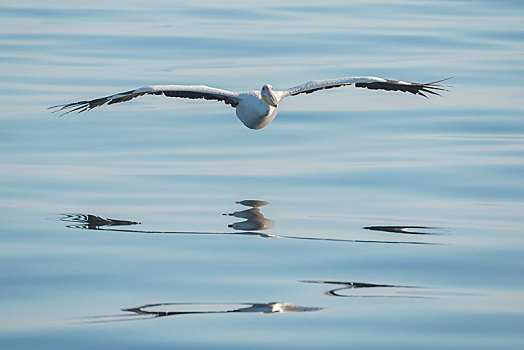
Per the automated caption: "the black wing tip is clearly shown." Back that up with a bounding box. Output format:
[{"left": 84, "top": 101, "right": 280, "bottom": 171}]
[
  {"left": 48, "top": 101, "right": 91, "bottom": 117},
  {"left": 420, "top": 77, "right": 453, "bottom": 93},
  {"left": 415, "top": 77, "right": 453, "bottom": 98},
  {"left": 48, "top": 89, "right": 138, "bottom": 116},
  {"left": 355, "top": 76, "right": 452, "bottom": 98}
]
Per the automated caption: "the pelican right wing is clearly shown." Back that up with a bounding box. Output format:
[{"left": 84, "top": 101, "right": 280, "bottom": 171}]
[{"left": 49, "top": 85, "right": 240, "bottom": 116}]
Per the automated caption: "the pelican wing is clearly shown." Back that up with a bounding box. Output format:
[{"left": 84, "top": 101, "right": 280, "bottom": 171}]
[
  {"left": 280, "top": 76, "right": 450, "bottom": 99},
  {"left": 49, "top": 85, "right": 240, "bottom": 116}
]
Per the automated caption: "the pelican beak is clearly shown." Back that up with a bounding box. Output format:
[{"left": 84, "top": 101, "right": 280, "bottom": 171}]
[{"left": 262, "top": 90, "right": 278, "bottom": 107}]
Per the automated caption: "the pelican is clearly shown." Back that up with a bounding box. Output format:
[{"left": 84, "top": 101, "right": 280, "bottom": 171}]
[{"left": 49, "top": 76, "right": 450, "bottom": 130}]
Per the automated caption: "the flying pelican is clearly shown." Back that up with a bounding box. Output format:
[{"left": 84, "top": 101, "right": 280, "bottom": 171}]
[{"left": 49, "top": 76, "right": 450, "bottom": 130}]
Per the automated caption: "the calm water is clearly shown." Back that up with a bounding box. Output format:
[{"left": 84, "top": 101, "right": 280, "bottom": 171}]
[{"left": 1, "top": 1, "right": 524, "bottom": 349}]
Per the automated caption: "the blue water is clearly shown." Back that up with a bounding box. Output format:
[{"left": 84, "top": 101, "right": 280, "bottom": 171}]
[{"left": 1, "top": 1, "right": 524, "bottom": 349}]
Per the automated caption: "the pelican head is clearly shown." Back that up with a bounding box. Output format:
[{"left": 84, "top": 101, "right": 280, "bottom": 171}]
[{"left": 261, "top": 84, "right": 278, "bottom": 107}]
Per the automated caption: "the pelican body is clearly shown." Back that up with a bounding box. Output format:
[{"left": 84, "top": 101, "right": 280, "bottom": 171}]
[
  {"left": 235, "top": 88, "right": 279, "bottom": 129},
  {"left": 50, "top": 76, "right": 450, "bottom": 130}
]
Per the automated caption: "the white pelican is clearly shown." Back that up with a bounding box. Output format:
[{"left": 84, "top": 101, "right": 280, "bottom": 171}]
[{"left": 50, "top": 76, "right": 450, "bottom": 130}]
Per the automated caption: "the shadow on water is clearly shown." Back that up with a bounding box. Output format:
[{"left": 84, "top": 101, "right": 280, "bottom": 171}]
[
  {"left": 75, "top": 302, "right": 322, "bottom": 324},
  {"left": 301, "top": 280, "right": 431, "bottom": 298},
  {"left": 59, "top": 200, "right": 439, "bottom": 245}
]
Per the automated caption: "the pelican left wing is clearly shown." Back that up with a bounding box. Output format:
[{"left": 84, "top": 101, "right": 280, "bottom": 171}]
[
  {"left": 49, "top": 85, "right": 240, "bottom": 116},
  {"left": 280, "top": 76, "right": 450, "bottom": 99}
]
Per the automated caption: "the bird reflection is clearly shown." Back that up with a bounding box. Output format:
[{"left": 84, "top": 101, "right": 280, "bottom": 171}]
[
  {"left": 224, "top": 200, "right": 275, "bottom": 231},
  {"left": 235, "top": 200, "right": 269, "bottom": 208},
  {"left": 302, "top": 280, "right": 427, "bottom": 298},
  {"left": 363, "top": 226, "right": 444, "bottom": 235},
  {"left": 61, "top": 214, "right": 140, "bottom": 229},
  {"left": 60, "top": 200, "right": 434, "bottom": 245},
  {"left": 76, "top": 301, "right": 321, "bottom": 324}
]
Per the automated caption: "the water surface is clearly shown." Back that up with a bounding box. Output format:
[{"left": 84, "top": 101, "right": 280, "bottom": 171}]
[{"left": 1, "top": 1, "right": 524, "bottom": 349}]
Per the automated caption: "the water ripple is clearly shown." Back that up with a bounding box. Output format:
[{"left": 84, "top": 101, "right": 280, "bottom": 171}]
[
  {"left": 75, "top": 301, "right": 322, "bottom": 324},
  {"left": 59, "top": 199, "right": 437, "bottom": 245}
]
